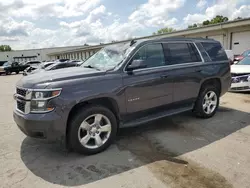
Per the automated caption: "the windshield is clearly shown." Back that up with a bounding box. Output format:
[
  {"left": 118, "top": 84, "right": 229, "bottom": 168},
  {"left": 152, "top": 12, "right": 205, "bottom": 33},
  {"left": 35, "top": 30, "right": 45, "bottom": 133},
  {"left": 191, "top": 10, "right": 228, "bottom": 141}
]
[
  {"left": 45, "top": 63, "right": 58, "bottom": 70},
  {"left": 81, "top": 43, "right": 135, "bottom": 70},
  {"left": 242, "top": 50, "right": 250, "bottom": 57},
  {"left": 38, "top": 62, "right": 54, "bottom": 69},
  {"left": 237, "top": 57, "right": 250, "bottom": 65}
]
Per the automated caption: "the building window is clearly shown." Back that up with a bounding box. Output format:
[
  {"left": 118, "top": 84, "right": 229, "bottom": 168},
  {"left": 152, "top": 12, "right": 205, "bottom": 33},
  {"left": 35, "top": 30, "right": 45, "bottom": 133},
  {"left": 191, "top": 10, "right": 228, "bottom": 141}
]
[
  {"left": 82, "top": 52, "right": 86, "bottom": 60},
  {"left": 86, "top": 51, "right": 89, "bottom": 59}
]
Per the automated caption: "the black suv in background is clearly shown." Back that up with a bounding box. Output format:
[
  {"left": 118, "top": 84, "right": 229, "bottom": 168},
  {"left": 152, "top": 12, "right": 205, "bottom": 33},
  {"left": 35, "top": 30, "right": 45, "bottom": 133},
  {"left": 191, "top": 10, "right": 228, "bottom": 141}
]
[
  {"left": 0, "top": 61, "right": 29, "bottom": 75},
  {"left": 13, "top": 38, "right": 231, "bottom": 155}
]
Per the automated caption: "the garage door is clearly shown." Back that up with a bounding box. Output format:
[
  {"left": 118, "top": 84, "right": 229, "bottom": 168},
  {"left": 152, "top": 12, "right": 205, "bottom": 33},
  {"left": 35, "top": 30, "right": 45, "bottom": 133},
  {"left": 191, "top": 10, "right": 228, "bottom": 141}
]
[
  {"left": 207, "top": 35, "right": 224, "bottom": 46},
  {"left": 232, "top": 31, "right": 250, "bottom": 55}
]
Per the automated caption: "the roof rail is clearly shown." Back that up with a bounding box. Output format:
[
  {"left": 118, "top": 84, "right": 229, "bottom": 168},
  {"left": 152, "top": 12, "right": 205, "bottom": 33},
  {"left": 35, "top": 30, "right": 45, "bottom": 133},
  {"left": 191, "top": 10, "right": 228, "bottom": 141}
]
[{"left": 130, "top": 39, "right": 137, "bottom": 46}]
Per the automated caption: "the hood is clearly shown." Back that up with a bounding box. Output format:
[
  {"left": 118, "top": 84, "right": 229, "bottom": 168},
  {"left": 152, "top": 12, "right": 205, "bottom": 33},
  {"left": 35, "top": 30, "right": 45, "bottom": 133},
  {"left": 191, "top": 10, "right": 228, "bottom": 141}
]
[
  {"left": 231, "top": 65, "right": 250, "bottom": 74},
  {"left": 17, "top": 67, "right": 105, "bottom": 89}
]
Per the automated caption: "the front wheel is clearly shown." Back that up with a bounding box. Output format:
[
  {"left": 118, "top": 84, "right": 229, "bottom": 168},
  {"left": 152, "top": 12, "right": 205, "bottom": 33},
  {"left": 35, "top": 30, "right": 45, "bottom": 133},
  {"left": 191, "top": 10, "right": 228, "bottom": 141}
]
[
  {"left": 193, "top": 85, "right": 219, "bottom": 118},
  {"left": 68, "top": 105, "right": 117, "bottom": 155},
  {"left": 16, "top": 71, "right": 19, "bottom": 74}
]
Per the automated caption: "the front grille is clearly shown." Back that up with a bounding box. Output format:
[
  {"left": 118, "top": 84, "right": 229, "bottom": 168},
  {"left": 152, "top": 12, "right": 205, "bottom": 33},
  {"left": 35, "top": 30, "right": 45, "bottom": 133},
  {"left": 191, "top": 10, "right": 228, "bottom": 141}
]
[
  {"left": 231, "top": 76, "right": 249, "bottom": 83},
  {"left": 16, "top": 88, "right": 27, "bottom": 97},
  {"left": 17, "top": 100, "right": 25, "bottom": 113},
  {"left": 231, "top": 73, "right": 249, "bottom": 77},
  {"left": 231, "top": 86, "right": 250, "bottom": 90}
]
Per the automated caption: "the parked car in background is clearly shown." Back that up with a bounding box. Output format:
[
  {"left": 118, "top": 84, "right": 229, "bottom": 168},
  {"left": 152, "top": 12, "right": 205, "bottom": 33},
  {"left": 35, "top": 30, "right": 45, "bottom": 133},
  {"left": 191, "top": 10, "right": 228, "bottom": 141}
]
[
  {"left": 25, "top": 61, "right": 41, "bottom": 66},
  {"left": 0, "top": 62, "right": 9, "bottom": 75},
  {"left": 44, "top": 61, "right": 81, "bottom": 71},
  {"left": 13, "top": 38, "right": 231, "bottom": 155},
  {"left": 230, "top": 57, "right": 250, "bottom": 92},
  {"left": 54, "top": 59, "right": 70, "bottom": 62},
  {"left": 234, "top": 49, "right": 250, "bottom": 62},
  {"left": 23, "top": 61, "right": 55, "bottom": 76},
  {"left": 0, "top": 61, "right": 29, "bottom": 75},
  {"left": 23, "top": 61, "right": 82, "bottom": 76}
]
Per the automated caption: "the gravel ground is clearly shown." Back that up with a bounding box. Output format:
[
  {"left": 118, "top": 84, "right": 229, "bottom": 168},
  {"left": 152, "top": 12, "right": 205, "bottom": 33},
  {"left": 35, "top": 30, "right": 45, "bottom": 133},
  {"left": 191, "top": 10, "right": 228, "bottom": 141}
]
[{"left": 0, "top": 74, "right": 250, "bottom": 188}]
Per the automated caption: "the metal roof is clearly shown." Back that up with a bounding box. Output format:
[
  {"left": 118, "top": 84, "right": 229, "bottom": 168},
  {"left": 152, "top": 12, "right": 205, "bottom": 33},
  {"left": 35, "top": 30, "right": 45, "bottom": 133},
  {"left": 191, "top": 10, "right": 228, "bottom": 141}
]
[{"left": 45, "top": 17, "right": 250, "bottom": 55}]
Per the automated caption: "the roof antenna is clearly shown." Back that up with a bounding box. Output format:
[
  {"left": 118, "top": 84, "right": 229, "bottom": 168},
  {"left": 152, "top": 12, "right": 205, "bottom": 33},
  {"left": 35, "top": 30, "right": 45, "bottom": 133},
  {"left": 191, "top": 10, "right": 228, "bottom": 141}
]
[{"left": 130, "top": 39, "right": 136, "bottom": 46}]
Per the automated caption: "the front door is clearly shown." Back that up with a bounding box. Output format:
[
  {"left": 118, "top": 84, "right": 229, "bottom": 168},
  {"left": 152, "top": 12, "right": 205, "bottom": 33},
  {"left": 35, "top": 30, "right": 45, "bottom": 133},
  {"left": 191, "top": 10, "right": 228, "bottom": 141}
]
[{"left": 123, "top": 43, "right": 173, "bottom": 116}]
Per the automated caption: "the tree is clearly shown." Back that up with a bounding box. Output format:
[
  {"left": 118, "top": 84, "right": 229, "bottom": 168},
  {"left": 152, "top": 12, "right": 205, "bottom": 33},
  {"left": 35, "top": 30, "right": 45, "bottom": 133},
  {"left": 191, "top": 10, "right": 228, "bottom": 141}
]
[
  {"left": 210, "top": 15, "right": 228, "bottom": 24},
  {"left": 188, "top": 23, "right": 198, "bottom": 29},
  {"left": 202, "top": 15, "right": 228, "bottom": 26},
  {"left": 234, "top": 17, "right": 243, "bottom": 20},
  {"left": 188, "top": 15, "right": 229, "bottom": 29},
  {"left": 0, "top": 45, "right": 12, "bottom": 51},
  {"left": 202, "top": 20, "right": 210, "bottom": 26},
  {"left": 153, "top": 27, "right": 176, "bottom": 35}
]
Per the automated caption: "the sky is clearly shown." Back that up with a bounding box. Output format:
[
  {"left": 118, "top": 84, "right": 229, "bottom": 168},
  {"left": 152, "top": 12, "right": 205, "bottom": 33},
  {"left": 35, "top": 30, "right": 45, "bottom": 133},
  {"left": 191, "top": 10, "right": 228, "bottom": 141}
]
[{"left": 0, "top": 0, "right": 250, "bottom": 50}]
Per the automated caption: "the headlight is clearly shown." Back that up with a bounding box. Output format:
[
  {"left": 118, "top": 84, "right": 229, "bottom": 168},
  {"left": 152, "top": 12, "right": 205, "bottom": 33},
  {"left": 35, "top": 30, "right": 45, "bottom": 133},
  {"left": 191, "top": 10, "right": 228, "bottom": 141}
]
[
  {"left": 30, "top": 89, "right": 61, "bottom": 113},
  {"left": 32, "top": 90, "right": 61, "bottom": 99},
  {"left": 30, "top": 100, "right": 53, "bottom": 112}
]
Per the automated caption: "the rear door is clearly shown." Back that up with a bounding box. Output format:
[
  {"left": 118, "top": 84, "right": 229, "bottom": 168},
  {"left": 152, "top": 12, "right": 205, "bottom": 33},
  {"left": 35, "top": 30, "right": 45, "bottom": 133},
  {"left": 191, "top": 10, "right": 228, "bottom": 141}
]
[
  {"left": 123, "top": 43, "right": 173, "bottom": 114},
  {"left": 162, "top": 42, "right": 203, "bottom": 106}
]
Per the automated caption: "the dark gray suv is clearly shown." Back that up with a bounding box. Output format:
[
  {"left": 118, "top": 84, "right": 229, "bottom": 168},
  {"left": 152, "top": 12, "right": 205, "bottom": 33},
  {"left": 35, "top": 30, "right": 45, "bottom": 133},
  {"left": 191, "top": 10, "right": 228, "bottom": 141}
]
[{"left": 13, "top": 38, "right": 231, "bottom": 154}]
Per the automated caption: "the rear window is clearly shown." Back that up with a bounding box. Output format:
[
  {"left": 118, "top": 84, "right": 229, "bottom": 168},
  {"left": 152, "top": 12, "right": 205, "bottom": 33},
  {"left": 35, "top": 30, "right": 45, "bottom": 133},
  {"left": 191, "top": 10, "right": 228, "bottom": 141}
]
[
  {"left": 201, "top": 42, "right": 228, "bottom": 61},
  {"left": 163, "top": 43, "right": 202, "bottom": 65}
]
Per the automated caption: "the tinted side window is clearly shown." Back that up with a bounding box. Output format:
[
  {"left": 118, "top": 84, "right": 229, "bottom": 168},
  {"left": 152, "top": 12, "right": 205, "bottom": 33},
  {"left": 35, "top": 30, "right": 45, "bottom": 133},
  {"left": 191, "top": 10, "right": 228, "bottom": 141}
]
[
  {"left": 188, "top": 43, "right": 202, "bottom": 62},
  {"left": 163, "top": 43, "right": 201, "bottom": 65},
  {"left": 201, "top": 42, "right": 228, "bottom": 61},
  {"left": 195, "top": 43, "right": 211, "bottom": 62},
  {"left": 132, "top": 44, "right": 165, "bottom": 68}
]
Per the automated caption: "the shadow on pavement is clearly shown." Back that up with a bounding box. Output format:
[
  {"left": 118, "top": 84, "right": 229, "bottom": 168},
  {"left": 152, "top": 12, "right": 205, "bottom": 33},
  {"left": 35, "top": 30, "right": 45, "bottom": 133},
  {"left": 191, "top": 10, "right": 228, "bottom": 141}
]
[{"left": 20, "top": 106, "right": 250, "bottom": 187}]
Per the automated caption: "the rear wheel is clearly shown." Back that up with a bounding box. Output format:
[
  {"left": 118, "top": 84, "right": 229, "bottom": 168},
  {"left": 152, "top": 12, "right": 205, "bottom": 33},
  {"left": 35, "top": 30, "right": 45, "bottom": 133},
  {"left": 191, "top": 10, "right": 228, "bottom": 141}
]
[
  {"left": 193, "top": 85, "right": 219, "bottom": 118},
  {"left": 5, "top": 71, "right": 10, "bottom": 75},
  {"left": 68, "top": 105, "right": 117, "bottom": 155}
]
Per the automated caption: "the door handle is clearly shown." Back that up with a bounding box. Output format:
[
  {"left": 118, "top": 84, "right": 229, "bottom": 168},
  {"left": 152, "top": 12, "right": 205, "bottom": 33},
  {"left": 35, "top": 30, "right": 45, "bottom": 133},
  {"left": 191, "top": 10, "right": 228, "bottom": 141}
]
[{"left": 160, "top": 75, "right": 168, "bottom": 79}]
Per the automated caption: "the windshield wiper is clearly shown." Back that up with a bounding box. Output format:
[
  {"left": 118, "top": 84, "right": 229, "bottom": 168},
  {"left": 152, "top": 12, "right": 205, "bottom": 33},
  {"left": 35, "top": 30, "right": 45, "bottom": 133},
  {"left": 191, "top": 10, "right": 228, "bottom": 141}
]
[{"left": 83, "top": 65, "right": 101, "bottom": 71}]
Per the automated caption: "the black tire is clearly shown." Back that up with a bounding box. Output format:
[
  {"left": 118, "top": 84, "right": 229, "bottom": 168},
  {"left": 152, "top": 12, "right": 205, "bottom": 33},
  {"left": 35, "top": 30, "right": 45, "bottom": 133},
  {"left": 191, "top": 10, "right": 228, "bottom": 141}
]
[
  {"left": 5, "top": 71, "right": 10, "bottom": 75},
  {"left": 16, "top": 71, "right": 19, "bottom": 74},
  {"left": 68, "top": 105, "right": 118, "bottom": 155},
  {"left": 193, "top": 85, "right": 220, "bottom": 118}
]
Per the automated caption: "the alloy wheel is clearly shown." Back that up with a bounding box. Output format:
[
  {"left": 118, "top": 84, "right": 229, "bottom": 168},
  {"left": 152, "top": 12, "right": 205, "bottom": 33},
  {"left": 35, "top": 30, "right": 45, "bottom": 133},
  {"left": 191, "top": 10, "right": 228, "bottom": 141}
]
[
  {"left": 202, "top": 91, "right": 218, "bottom": 114},
  {"left": 78, "top": 114, "right": 112, "bottom": 149}
]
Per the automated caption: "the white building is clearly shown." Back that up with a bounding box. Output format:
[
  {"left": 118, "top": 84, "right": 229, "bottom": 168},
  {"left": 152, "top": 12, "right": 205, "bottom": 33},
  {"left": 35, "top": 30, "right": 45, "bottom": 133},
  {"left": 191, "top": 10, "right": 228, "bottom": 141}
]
[
  {"left": 0, "top": 45, "right": 86, "bottom": 62},
  {"left": 1, "top": 18, "right": 250, "bottom": 62}
]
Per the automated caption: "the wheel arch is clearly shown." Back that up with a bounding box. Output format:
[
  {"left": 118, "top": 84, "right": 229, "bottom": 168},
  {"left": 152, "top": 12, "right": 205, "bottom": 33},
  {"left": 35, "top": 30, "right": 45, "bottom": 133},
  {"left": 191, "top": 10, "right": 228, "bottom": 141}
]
[
  {"left": 66, "top": 97, "right": 120, "bottom": 147},
  {"left": 199, "top": 77, "right": 222, "bottom": 96}
]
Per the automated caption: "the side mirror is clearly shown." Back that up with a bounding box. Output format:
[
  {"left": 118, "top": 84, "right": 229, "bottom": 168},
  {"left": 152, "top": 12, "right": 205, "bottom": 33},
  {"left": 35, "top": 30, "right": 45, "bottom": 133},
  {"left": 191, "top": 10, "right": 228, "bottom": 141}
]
[{"left": 126, "top": 60, "right": 147, "bottom": 71}]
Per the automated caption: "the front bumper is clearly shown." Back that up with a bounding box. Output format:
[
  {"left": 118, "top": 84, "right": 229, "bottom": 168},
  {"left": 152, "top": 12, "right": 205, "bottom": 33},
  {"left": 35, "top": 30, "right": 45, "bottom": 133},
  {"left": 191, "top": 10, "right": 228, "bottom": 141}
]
[
  {"left": 230, "top": 82, "right": 250, "bottom": 92},
  {"left": 13, "top": 108, "right": 66, "bottom": 143}
]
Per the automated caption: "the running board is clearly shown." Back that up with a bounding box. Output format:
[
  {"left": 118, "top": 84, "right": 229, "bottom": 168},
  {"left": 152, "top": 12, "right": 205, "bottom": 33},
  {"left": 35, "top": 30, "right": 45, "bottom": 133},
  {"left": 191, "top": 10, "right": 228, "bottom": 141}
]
[{"left": 122, "top": 106, "right": 193, "bottom": 128}]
